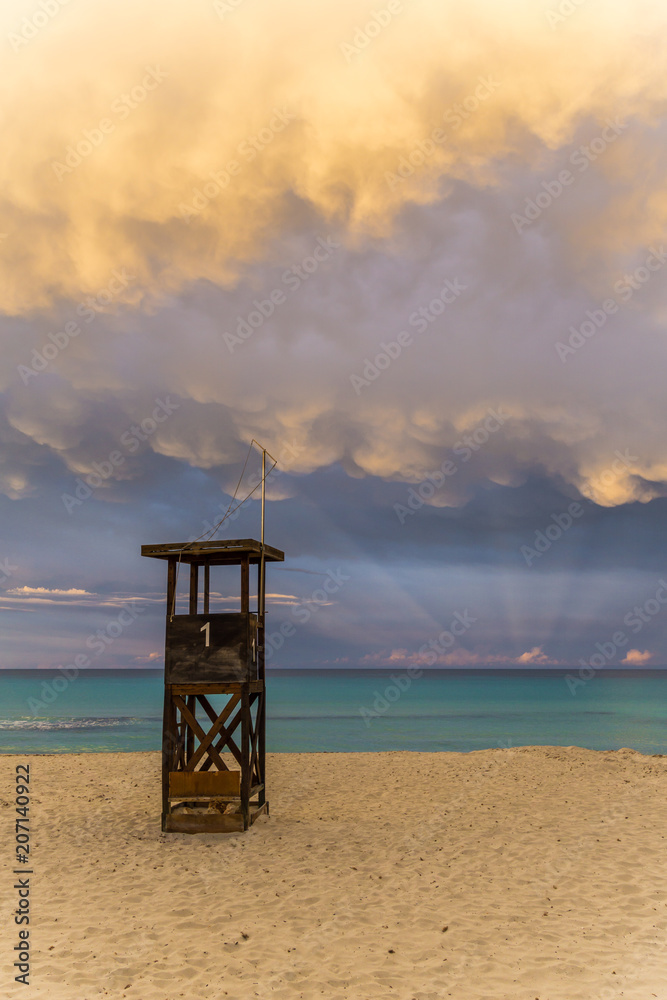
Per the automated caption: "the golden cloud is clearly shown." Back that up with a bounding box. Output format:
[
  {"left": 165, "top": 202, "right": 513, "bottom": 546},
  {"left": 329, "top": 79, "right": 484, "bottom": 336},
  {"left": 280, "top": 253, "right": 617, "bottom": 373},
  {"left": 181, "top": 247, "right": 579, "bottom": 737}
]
[
  {"left": 1, "top": 0, "right": 666, "bottom": 314},
  {"left": 621, "top": 648, "right": 653, "bottom": 665}
]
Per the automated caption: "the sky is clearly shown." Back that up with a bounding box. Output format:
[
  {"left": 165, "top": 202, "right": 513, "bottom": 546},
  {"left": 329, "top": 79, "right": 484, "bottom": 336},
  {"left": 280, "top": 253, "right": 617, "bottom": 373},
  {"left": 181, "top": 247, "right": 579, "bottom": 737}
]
[{"left": 1, "top": 0, "right": 667, "bottom": 671}]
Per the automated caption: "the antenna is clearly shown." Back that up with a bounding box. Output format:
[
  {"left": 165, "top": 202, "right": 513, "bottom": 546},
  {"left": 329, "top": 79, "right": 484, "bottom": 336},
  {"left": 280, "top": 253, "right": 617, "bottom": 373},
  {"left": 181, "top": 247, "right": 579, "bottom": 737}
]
[{"left": 250, "top": 439, "right": 277, "bottom": 625}]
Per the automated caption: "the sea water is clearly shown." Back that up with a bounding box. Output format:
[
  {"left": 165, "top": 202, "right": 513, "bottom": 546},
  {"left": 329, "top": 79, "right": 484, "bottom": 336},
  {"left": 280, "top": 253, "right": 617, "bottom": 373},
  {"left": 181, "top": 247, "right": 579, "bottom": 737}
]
[{"left": 1, "top": 669, "right": 666, "bottom": 755}]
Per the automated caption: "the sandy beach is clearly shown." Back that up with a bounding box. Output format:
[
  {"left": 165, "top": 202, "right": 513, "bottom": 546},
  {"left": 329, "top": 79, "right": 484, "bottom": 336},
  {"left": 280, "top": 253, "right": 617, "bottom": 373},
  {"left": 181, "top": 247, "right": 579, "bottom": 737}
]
[{"left": 2, "top": 747, "right": 666, "bottom": 999}]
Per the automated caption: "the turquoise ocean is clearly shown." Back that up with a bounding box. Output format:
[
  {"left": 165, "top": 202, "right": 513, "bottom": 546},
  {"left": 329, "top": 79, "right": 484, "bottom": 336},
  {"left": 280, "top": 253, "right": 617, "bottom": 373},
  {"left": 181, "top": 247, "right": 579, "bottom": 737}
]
[{"left": 0, "top": 669, "right": 666, "bottom": 755}]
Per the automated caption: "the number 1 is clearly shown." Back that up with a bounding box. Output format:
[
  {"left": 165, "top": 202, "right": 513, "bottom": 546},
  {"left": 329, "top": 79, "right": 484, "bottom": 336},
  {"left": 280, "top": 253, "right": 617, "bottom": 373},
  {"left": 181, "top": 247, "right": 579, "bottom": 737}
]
[{"left": 200, "top": 622, "right": 210, "bottom": 647}]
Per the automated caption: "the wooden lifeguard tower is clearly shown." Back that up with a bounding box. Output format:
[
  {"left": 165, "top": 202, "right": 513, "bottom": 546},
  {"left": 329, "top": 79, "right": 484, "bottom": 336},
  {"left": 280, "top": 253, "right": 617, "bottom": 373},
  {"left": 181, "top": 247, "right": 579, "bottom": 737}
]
[{"left": 141, "top": 534, "right": 284, "bottom": 833}]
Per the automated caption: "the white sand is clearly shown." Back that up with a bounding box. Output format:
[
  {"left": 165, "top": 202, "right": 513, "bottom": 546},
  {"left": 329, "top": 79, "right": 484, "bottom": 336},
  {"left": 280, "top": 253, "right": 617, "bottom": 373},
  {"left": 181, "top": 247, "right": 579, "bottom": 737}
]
[{"left": 1, "top": 747, "right": 666, "bottom": 999}]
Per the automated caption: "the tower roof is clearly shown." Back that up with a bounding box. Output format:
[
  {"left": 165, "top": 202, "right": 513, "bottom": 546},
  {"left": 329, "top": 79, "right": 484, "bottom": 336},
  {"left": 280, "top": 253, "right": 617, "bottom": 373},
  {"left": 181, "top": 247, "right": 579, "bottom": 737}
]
[{"left": 141, "top": 538, "right": 284, "bottom": 565}]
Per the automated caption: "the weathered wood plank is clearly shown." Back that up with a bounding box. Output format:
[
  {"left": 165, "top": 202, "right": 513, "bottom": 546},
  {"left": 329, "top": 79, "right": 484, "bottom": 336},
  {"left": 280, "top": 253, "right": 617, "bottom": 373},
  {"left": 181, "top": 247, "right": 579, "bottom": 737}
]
[
  {"left": 169, "top": 770, "right": 241, "bottom": 797},
  {"left": 168, "top": 794, "right": 248, "bottom": 804},
  {"left": 249, "top": 802, "right": 269, "bottom": 826},
  {"left": 165, "top": 613, "right": 258, "bottom": 684},
  {"left": 170, "top": 681, "right": 263, "bottom": 695},
  {"left": 164, "top": 812, "right": 245, "bottom": 834}
]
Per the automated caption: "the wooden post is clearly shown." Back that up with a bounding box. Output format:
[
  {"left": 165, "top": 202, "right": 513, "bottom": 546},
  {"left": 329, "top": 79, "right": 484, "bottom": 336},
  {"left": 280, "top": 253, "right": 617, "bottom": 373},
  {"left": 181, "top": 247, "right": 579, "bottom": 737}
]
[
  {"left": 240, "top": 555, "right": 249, "bottom": 614},
  {"left": 256, "top": 560, "right": 264, "bottom": 683},
  {"left": 162, "top": 685, "right": 178, "bottom": 829},
  {"left": 241, "top": 684, "right": 250, "bottom": 830},
  {"left": 167, "top": 558, "right": 177, "bottom": 618},
  {"left": 204, "top": 563, "right": 210, "bottom": 615},
  {"left": 161, "top": 686, "right": 170, "bottom": 825},
  {"left": 189, "top": 563, "right": 198, "bottom": 615},
  {"left": 258, "top": 685, "right": 266, "bottom": 808}
]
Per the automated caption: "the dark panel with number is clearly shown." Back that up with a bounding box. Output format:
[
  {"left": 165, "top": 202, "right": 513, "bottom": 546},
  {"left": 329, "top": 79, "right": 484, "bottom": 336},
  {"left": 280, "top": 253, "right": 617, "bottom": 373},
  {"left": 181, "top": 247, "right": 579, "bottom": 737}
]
[{"left": 165, "top": 613, "right": 258, "bottom": 683}]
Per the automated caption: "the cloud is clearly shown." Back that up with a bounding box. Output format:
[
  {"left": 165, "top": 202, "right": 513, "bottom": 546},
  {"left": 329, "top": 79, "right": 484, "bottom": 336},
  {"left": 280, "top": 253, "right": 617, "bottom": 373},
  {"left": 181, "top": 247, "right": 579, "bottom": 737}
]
[
  {"left": 1, "top": 587, "right": 163, "bottom": 608},
  {"left": 517, "top": 645, "right": 554, "bottom": 665},
  {"left": 621, "top": 648, "right": 653, "bottom": 665},
  {"left": 2, "top": 0, "right": 666, "bottom": 314},
  {"left": 8, "top": 586, "right": 91, "bottom": 596},
  {"left": 2, "top": 0, "right": 667, "bottom": 527},
  {"left": 359, "top": 645, "right": 562, "bottom": 667},
  {"left": 133, "top": 650, "right": 162, "bottom": 664}
]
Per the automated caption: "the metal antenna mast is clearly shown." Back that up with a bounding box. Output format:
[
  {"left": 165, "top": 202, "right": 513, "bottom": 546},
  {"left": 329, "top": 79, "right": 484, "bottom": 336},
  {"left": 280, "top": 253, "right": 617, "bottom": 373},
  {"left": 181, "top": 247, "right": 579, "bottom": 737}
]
[{"left": 251, "top": 439, "right": 277, "bottom": 624}]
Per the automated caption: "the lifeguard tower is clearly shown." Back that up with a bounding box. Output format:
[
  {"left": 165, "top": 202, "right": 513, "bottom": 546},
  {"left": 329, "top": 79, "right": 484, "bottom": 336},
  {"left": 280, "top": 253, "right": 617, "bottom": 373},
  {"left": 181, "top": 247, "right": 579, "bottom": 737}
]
[
  {"left": 142, "top": 420, "right": 289, "bottom": 836},
  {"left": 143, "top": 443, "right": 284, "bottom": 832},
  {"left": 142, "top": 537, "right": 284, "bottom": 832}
]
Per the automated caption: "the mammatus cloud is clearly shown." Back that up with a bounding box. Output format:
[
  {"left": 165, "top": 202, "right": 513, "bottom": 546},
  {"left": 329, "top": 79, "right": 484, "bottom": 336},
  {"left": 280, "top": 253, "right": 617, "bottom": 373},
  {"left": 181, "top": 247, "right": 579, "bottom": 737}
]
[
  {"left": 1, "top": 0, "right": 666, "bottom": 312},
  {"left": 1, "top": 0, "right": 667, "bottom": 514}
]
